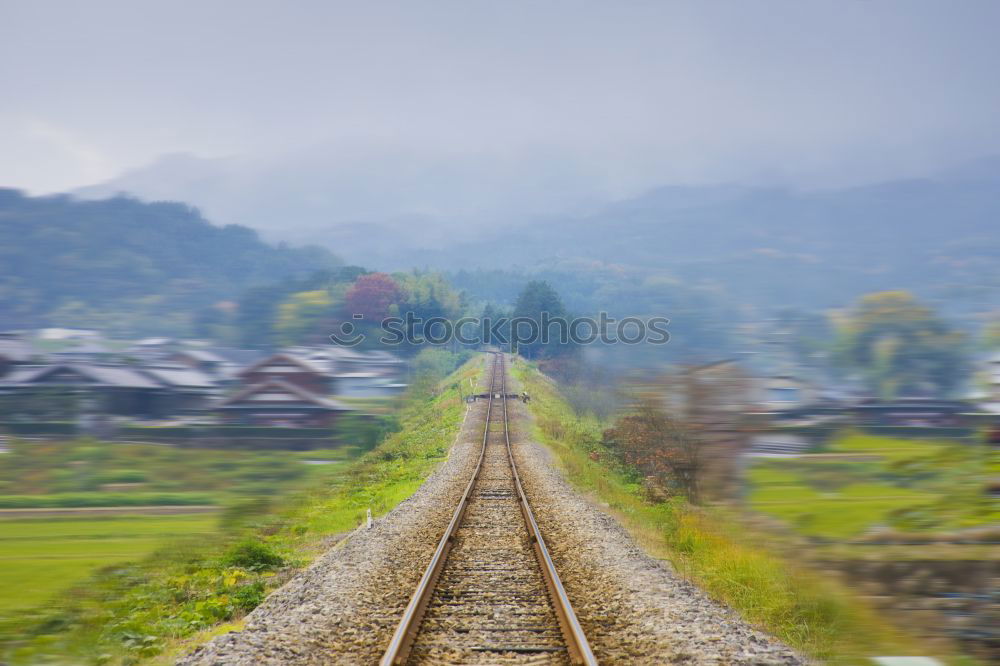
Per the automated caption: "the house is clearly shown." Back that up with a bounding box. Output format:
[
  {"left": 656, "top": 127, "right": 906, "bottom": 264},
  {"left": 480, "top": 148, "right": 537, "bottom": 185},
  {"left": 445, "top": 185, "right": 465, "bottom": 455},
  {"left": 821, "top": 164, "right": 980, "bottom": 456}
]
[
  {"left": 333, "top": 372, "right": 407, "bottom": 398},
  {"left": 36, "top": 328, "right": 101, "bottom": 341},
  {"left": 0, "top": 363, "right": 166, "bottom": 418},
  {"left": 317, "top": 346, "right": 406, "bottom": 378},
  {"left": 167, "top": 349, "right": 228, "bottom": 376},
  {"left": 751, "top": 371, "right": 820, "bottom": 413},
  {"left": 237, "top": 353, "right": 332, "bottom": 394},
  {"left": 137, "top": 363, "right": 218, "bottom": 413},
  {"left": 0, "top": 332, "right": 31, "bottom": 377},
  {"left": 216, "top": 379, "right": 350, "bottom": 426},
  {"left": 132, "top": 337, "right": 178, "bottom": 350},
  {"left": 969, "top": 351, "right": 1000, "bottom": 413},
  {"left": 50, "top": 340, "right": 116, "bottom": 364},
  {"left": 850, "top": 398, "right": 971, "bottom": 427},
  {"left": 354, "top": 349, "right": 406, "bottom": 377}
]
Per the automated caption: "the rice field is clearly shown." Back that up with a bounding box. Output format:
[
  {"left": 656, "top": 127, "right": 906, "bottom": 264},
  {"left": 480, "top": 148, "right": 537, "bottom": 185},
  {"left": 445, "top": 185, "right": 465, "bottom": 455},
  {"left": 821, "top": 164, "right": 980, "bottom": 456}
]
[{"left": 0, "top": 513, "right": 218, "bottom": 614}]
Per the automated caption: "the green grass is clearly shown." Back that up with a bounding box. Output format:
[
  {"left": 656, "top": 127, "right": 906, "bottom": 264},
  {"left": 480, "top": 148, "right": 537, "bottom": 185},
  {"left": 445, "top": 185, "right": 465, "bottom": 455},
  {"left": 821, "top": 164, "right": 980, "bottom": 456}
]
[
  {"left": 0, "top": 492, "right": 218, "bottom": 508},
  {"left": 0, "top": 352, "right": 482, "bottom": 665},
  {"left": 511, "top": 357, "right": 960, "bottom": 665},
  {"left": 748, "top": 431, "right": 996, "bottom": 538},
  {"left": 0, "top": 516, "right": 218, "bottom": 613},
  {"left": 288, "top": 358, "right": 482, "bottom": 538},
  {"left": 827, "top": 433, "right": 949, "bottom": 460}
]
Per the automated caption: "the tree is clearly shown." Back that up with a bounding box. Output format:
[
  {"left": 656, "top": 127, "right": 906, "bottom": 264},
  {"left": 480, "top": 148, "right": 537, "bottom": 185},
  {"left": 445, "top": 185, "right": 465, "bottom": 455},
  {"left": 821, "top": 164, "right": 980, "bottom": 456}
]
[
  {"left": 602, "top": 400, "right": 702, "bottom": 503},
  {"left": 836, "top": 291, "right": 966, "bottom": 398},
  {"left": 511, "top": 280, "right": 572, "bottom": 358},
  {"left": 345, "top": 273, "right": 403, "bottom": 321},
  {"left": 391, "top": 272, "right": 466, "bottom": 352},
  {"left": 274, "top": 289, "right": 336, "bottom": 345},
  {"left": 0, "top": 188, "right": 337, "bottom": 336}
]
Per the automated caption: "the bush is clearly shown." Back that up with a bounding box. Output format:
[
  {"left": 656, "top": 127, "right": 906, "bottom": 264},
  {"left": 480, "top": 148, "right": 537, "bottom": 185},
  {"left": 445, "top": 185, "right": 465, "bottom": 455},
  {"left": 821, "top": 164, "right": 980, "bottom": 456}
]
[
  {"left": 232, "top": 580, "right": 267, "bottom": 611},
  {"left": 219, "top": 539, "right": 285, "bottom": 571},
  {"left": 334, "top": 413, "right": 401, "bottom": 450},
  {"left": 409, "top": 348, "right": 472, "bottom": 392}
]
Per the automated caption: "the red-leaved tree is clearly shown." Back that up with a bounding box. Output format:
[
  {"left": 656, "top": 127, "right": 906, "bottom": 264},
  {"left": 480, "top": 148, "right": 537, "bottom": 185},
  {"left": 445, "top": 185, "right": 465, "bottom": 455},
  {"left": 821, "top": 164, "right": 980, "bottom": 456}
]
[
  {"left": 603, "top": 400, "right": 702, "bottom": 503},
  {"left": 345, "top": 273, "right": 404, "bottom": 321}
]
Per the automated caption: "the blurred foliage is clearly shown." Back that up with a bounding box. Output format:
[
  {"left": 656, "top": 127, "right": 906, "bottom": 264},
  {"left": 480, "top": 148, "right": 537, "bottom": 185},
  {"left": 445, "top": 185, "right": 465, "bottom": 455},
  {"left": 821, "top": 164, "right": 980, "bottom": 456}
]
[
  {"left": 748, "top": 432, "right": 997, "bottom": 538},
  {"left": 232, "top": 267, "right": 467, "bottom": 352},
  {"left": 836, "top": 291, "right": 967, "bottom": 398},
  {"left": 274, "top": 289, "right": 337, "bottom": 346},
  {"left": 407, "top": 348, "right": 474, "bottom": 396},
  {"left": 982, "top": 316, "right": 1000, "bottom": 350},
  {"left": 0, "top": 438, "right": 312, "bottom": 497},
  {"left": 451, "top": 265, "right": 739, "bottom": 367},
  {"left": 602, "top": 401, "right": 703, "bottom": 503}
]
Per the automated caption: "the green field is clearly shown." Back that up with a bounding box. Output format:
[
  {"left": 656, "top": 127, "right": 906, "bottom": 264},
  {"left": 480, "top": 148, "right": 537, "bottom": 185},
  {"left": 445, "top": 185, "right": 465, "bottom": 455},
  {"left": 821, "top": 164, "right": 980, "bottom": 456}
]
[
  {"left": 748, "top": 433, "right": 997, "bottom": 538},
  {"left": 0, "top": 439, "right": 359, "bottom": 621},
  {"left": 0, "top": 350, "right": 479, "bottom": 664},
  {"left": 0, "top": 514, "right": 218, "bottom": 614}
]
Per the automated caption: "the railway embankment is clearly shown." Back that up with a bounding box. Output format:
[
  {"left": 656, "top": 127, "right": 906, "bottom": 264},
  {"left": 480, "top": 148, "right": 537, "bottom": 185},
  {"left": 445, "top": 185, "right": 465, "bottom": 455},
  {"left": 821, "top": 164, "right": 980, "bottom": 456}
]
[
  {"left": 510, "top": 357, "right": 961, "bottom": 664},
  {"left": 178, "top": 355, "right": 495, "bottom": 664},
  {"left": 182, "top": 354, "right": 805, "bottom": 665}
]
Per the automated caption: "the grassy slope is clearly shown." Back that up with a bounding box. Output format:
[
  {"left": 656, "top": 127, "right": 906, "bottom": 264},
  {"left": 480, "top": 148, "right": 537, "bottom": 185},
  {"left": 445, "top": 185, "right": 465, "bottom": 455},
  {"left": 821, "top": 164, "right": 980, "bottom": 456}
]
[
  {"left": 511, "top": 357, "right": 970, "bottom": 665},
  {"left": 1, "top": 356, "right": 482, "bottom": 665}
]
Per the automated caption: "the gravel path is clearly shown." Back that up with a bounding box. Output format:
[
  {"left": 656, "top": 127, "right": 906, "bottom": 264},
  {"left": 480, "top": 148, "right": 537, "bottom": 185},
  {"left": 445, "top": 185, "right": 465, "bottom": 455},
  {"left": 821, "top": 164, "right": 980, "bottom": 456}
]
[{"left": 180, "top": 356, "right": 804, "bottom": 665}]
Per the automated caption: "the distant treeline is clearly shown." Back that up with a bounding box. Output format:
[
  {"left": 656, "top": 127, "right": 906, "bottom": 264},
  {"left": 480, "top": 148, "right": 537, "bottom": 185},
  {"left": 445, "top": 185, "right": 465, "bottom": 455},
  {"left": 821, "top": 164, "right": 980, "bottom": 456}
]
[{"left": 0, "top": 188, "right": 337, "bottom": 336}]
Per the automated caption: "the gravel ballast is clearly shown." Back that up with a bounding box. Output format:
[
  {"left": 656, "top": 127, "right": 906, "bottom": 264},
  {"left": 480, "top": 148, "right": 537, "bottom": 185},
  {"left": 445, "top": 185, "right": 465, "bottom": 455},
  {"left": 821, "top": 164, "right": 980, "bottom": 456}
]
[
  {"left": 180, "top": 356, "right": 804, "bottom": 664},
  {"left": 503, "top": 379, "right": 805, "bottom": 665}
]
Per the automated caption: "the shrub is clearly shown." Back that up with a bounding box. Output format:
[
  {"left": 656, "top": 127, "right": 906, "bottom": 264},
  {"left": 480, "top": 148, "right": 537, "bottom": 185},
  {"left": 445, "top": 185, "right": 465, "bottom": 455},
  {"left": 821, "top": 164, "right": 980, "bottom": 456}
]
[
  {"left": 232, "top": 580, "right": 267, "bottom": 611},
  {"left": 219, "top": 539, "right": 285, "bottom": 571}
]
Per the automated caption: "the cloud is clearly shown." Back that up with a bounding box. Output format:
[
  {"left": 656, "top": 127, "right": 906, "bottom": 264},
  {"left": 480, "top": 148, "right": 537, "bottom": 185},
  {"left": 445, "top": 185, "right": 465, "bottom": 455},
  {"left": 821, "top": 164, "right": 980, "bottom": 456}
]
[{"left": 2, "top": 0, "right": 999, "bottom": 205}]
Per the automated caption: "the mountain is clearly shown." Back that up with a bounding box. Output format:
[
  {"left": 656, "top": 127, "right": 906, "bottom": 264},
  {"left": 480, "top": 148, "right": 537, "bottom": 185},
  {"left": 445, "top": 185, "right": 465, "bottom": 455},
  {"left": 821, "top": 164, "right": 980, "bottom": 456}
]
[
  {"left": 0, "top": 189, "right": 338, "bottom": 335},
  {"left": 74, "top": 147, "right": 616, "bottom": 262},
  {"left": 69, "top": 152, "right": 1000, "bottom": 321},
  {"left": 417, "top": 162, "right": 1000, "bottom": 317}
]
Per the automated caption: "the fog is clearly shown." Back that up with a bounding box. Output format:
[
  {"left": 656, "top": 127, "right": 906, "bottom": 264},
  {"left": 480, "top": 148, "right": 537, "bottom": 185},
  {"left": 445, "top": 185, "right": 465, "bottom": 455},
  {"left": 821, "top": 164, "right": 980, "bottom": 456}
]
[{"left": 3, "top": 0, "right": 1000, "bottom": 234}]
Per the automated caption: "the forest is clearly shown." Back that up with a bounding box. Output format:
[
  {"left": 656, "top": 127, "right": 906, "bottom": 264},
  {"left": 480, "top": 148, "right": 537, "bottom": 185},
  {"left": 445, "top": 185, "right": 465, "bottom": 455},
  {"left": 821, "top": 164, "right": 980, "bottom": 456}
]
[{"left": 0, "top": 189, "right": 336, "bottom": 335}]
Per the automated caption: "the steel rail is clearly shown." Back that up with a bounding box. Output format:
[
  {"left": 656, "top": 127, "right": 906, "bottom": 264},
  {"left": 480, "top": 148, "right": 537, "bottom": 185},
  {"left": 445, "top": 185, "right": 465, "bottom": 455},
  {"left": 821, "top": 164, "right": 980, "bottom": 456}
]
[
  {"left": 499, "top": 353, "right": 598, "bottom": 666},
  {"left": 379, "top": 352, "right": 500, "bottom": 666},
  {"left": 379, "top": 351, "right": 597, "bottom": 666}
]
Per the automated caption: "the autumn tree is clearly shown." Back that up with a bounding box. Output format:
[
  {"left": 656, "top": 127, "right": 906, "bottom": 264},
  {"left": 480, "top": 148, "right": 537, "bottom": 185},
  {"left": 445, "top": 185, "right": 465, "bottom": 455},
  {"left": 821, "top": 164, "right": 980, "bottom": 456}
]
[
  {"left": 345, "top": 273, "right": 404, "bottom": 321},
  {"left": 836, "top": 291, "right": 966, "bottom": 398},
  {"left": 603, "top": 401, "right": 702, "bottom": 503}
]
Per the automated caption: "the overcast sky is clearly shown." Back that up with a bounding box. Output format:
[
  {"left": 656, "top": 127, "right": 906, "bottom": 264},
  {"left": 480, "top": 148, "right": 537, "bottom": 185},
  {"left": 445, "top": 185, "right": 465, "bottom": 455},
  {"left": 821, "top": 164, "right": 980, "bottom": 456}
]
[{"left": 2, "top": 0, "right": 1000, "bottom": 199}]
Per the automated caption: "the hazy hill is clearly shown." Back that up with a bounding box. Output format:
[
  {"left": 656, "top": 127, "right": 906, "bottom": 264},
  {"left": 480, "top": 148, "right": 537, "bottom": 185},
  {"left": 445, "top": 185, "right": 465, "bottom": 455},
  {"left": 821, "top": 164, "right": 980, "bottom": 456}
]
[
  {"left": 0, "top": 189, "right": 338, "bottom": 335},
  {"left": 414, "top": 161, "right": 1000, "bottom": 316}
]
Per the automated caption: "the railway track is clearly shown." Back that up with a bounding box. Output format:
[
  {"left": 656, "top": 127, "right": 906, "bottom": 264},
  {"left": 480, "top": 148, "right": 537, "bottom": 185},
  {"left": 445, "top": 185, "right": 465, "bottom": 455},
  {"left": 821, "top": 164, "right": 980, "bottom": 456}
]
[{"left": 381, "top": 352, "right": 597, "bottom": 666}]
